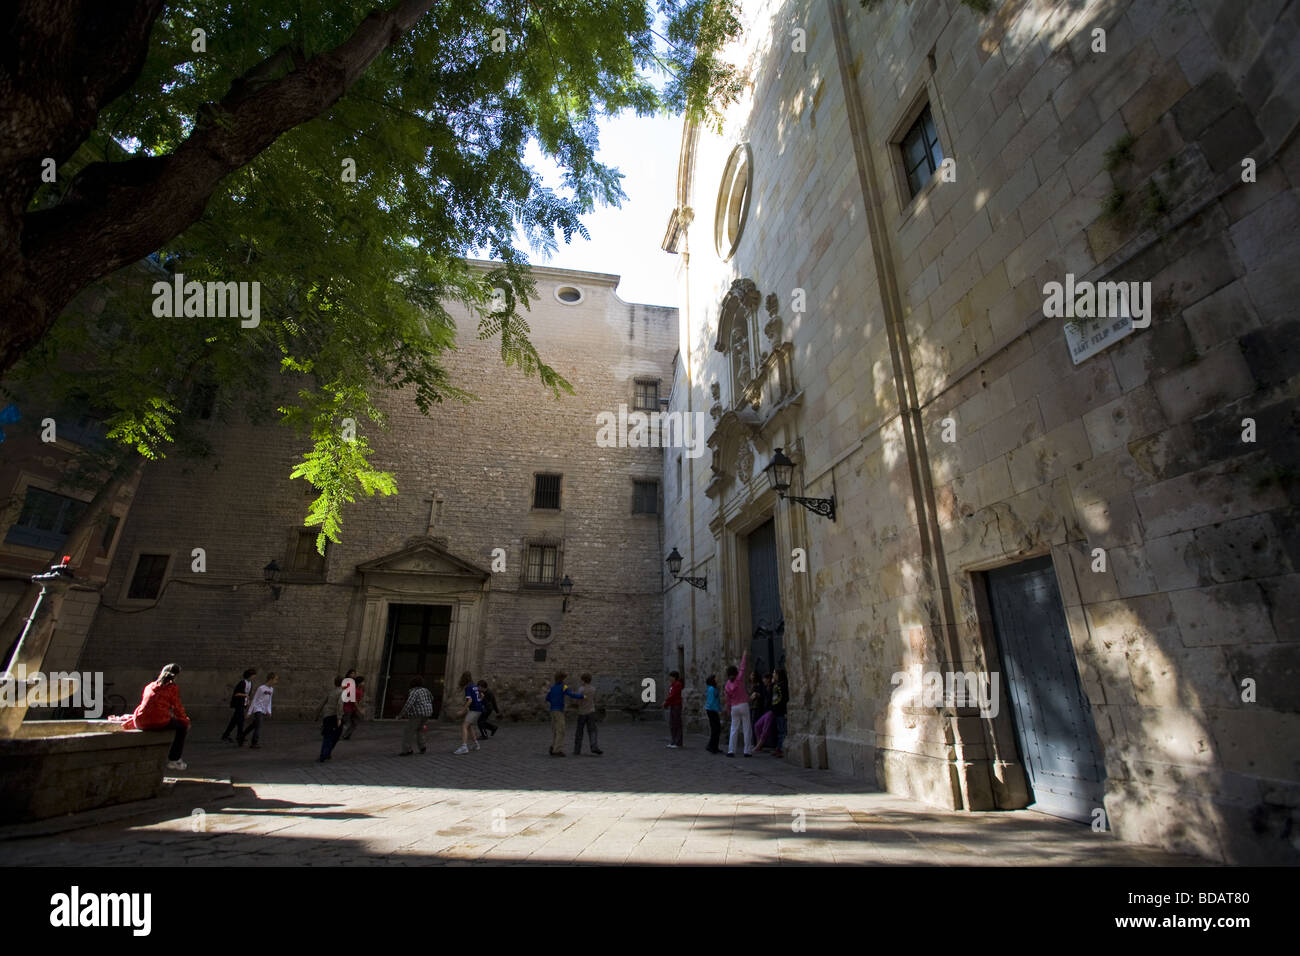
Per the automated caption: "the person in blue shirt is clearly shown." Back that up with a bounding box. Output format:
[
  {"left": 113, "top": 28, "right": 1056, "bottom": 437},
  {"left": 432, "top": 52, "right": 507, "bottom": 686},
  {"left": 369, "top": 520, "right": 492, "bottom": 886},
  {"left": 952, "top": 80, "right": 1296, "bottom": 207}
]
[
  {"left": 454, "top": 671, "right": 484, "bottom": 755},
  {"left": 704, "top": 675, "right": 723, "bottom": 754},
  {"left": 546, "top": 671, "right": 583, "bottom": 757}
]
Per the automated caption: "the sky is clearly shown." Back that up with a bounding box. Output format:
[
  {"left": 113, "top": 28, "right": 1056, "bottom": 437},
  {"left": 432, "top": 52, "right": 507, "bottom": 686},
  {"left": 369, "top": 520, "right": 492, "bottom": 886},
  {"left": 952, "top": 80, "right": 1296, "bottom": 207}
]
[{"left": 520, "top": 111, "right": 684, "bottom": 308}]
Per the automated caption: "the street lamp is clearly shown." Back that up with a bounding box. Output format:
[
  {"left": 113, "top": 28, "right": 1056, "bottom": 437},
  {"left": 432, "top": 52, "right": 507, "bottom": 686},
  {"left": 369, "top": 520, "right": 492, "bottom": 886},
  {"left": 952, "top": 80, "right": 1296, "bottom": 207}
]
[
  {"left": 665, "top": 547, "right": 707, "bottom": 591},
  {"left": 263, "top": 560, "right": 282, "bottom": 600},
  {"left": 560, "top": 574, "right": 573, "bottom": 613},
  {"left": 763, "top": 447, "right": 836, "bottom": 521}
]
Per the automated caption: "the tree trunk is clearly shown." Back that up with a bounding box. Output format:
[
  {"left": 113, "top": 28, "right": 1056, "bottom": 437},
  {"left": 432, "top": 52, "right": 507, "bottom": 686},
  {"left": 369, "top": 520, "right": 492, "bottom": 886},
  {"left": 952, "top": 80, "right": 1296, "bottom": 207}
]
[{"left": 0, "top": 0, "right": 437, "bottom": 376}]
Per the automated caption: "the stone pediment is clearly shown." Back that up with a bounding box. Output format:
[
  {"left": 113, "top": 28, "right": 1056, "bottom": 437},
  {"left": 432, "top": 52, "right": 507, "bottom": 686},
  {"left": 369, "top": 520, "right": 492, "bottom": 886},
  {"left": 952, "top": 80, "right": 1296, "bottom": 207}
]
[{"left": 356, "top": 536, "right": 490, "bottom": 579}]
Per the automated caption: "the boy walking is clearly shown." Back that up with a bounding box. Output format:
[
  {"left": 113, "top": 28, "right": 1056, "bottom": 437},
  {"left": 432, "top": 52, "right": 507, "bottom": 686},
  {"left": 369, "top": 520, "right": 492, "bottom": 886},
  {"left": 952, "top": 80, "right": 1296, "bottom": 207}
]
[
  {"left": 546, "top": 672, "right": 583, "bottom": 756},
  {"left": 221, "top": 667, "right": 256, "bottom": 743},
  {"left": 663, "top": 670, "right": 684, "bottom": 748},
  {"left": 239, "top": 673, "right": 276, "bottom": 748},
  {"left": 318, "top": 676, "right": 345, "bottom": 762},
  {"left": 573, "top": 673, "right": 602, "bottom": 755},
  {"left": 397, "top": 676, "right": 433, "bottom": 755},
  {"left": 476, "top": 679, "right": 500, "bottom": 739}
]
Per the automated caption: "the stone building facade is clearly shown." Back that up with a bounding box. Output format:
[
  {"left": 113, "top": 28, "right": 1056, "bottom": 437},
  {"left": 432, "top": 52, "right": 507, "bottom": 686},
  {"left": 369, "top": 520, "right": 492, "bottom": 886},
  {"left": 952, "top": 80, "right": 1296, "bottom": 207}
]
[
  {"left": 71, "top": 264, "right": 676, "bottom": 723},
  {"left": 661, "top": 0, "right": 1299, "bottom": 863}
]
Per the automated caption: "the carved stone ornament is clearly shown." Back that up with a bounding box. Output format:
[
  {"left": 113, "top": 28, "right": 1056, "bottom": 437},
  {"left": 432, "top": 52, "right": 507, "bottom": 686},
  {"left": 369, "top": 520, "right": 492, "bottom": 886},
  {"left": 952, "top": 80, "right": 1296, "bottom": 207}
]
[
  {"left": 710, "top": 381, "right": 721, "bottom": 401},
  {"left": 737, "top": 442, "right": 755, "bottom": 483}
]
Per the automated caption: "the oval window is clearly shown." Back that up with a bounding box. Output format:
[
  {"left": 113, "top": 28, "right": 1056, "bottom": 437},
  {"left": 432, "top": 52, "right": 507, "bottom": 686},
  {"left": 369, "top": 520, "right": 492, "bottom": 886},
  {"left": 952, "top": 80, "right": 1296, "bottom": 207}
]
[
  {"left": 714, "top": 144, "right": 753, "bottom": 261},
  {"left": 529, "top": 621, "right": 554, "bottom": 644},
  {"left": 555, "top": 285, "right": 583, "bottom": 304}
]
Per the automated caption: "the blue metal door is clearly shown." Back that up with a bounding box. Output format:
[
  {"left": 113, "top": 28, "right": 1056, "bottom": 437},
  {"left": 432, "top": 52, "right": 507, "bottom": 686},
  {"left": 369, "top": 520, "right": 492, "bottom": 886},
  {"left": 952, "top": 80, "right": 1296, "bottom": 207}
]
[{"left": 986, "top": 556, "right": 1106, "bottom": 822}]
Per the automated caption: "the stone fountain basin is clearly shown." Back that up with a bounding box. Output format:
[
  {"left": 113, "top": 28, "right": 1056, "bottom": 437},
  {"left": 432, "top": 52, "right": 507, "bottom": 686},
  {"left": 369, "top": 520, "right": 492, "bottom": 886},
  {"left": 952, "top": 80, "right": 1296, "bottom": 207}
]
[{"left": 0, "top": 720, "right": 173, "bottom": 822}]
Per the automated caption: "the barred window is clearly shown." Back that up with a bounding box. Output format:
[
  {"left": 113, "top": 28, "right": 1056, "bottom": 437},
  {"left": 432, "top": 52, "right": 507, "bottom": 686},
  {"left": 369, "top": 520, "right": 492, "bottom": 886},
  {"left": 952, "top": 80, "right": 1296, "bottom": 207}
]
[
  {"left": 634, "top": 379, "right": 660, "bottom": 411},
  {"left": 901, "top": 104, "right": 944, "bottom": 198},
  {"left": 633, "top": 480, "right": 659, "bottom": 515},
  {"left": 525, "top": 544, "right": 558, "bottom": 585},
  {"left": 533, "top": 474, "right": 562, "bottom": 510}
]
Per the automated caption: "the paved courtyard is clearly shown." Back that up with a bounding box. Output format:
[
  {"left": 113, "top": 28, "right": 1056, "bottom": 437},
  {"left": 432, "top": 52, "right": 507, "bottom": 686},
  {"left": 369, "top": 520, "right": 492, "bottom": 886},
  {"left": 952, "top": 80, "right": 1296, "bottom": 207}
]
[{"left": 0, "top": 720, "right": 1205, "bottom": 865}]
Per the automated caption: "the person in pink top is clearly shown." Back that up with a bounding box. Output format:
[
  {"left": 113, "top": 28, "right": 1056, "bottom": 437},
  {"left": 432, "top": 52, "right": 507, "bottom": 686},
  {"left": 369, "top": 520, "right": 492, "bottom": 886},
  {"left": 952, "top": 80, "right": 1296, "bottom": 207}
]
[{"left": 724, "top": 651, "right": 753, "bottom": 757}]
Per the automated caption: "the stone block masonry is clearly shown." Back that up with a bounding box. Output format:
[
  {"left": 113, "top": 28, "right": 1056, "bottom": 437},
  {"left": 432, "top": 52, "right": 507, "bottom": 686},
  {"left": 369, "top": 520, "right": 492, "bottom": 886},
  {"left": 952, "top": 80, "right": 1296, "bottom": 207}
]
[
  {"left": 76, "top": 263, "right": 677, "bottom": 726},
  {"left": 663, "top": 0, "right": 1300, "bottom": 864}
]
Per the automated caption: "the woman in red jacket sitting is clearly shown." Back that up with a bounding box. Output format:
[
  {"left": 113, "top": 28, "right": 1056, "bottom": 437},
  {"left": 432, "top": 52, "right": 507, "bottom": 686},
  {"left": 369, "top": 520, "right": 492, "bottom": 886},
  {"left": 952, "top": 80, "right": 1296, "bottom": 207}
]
[{"left": 121, "top": 663, "right": 191, "bottom": 771}]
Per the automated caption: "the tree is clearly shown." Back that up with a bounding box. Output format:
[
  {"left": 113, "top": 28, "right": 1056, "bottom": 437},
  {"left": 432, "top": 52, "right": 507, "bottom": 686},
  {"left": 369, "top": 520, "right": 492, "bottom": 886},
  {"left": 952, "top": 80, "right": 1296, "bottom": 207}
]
[
  {"left": 0, "top": 0, "right": 741, "bottom": 376},
  {"left": 1, "top": 0, "right": 741, "bottom": 543},
  {"left": 0, "top": 0, "right": 742, "bottom": 677}
]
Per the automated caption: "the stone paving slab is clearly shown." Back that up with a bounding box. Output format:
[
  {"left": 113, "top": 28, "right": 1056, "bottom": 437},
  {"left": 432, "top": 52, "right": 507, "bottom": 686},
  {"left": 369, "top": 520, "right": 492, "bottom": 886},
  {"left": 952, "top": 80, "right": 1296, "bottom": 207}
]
[{"left": 0, "top": 720, "right": 1207, "bottom": 866}]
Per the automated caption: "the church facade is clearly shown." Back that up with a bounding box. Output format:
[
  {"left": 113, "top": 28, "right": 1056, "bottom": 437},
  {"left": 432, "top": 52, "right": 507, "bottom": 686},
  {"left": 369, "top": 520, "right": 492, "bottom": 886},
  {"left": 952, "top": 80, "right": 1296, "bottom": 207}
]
[
  {"left": 67, "top": 264, "right": 676, "bottom": 723},
  {"left": 660, "top": 0, "right": 1299, "bottom": 863}
]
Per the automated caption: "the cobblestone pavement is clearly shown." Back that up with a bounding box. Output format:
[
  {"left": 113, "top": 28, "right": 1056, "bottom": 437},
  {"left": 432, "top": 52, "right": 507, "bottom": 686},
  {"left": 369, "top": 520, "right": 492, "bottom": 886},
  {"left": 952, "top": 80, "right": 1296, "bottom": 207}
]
[{"left": 0, "top": 719, "right": 1205, "bottom": 865}]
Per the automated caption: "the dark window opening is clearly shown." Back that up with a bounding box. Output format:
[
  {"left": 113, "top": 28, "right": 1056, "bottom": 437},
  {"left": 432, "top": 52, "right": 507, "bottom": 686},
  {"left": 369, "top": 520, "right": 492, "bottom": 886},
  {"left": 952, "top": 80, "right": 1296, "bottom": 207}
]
[
  {"left": 901, "top": 104, "right": 944, "bottom": 198},
  {"left": 187, "top": 381, "right": 218, "bottom": 421},
  {"left": 5, "top": 487, "right": 89, "bottom": 551},
  {"left": 633, "top": 480, "right": 659, "bottom": 515},
  {"left": 533, "top": 474, "right": 562, "bottom": 510},
  {"left": 292, "top": 530, "right": 327, "bottom": 574},
  {"left": 127, "top": 553, "right": 169, "bottom": 600}
]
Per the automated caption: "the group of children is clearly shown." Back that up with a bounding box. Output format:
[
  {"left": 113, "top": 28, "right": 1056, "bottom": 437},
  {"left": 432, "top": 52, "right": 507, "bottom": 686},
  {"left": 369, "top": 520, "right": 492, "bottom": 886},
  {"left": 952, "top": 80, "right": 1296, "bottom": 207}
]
[
  {"left": 118, "top": 657, "right": 785, "bottom": 772},
  {"left": 395, "top": 671, "right": 502, "bottom": 756},
  {"left": 693, "top": 652, "right": 789, "bottom": 757}
]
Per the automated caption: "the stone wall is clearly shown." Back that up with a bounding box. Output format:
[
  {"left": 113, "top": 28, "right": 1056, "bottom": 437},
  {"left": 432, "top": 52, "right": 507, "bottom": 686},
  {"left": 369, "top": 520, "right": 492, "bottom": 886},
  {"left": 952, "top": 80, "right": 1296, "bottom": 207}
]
[
  {"left": 77, "top": 264, "right": 676, "bottom": 724},
  {"left": 664, "top": 0, "right": 1299, "bottom": 863}
]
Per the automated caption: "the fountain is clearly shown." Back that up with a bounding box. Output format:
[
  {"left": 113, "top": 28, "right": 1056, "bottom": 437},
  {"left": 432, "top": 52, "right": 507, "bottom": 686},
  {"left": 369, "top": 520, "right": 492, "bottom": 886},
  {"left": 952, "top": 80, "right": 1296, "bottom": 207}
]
[{"left": 0, "top": 559, "right": 172, "bottom": 822}]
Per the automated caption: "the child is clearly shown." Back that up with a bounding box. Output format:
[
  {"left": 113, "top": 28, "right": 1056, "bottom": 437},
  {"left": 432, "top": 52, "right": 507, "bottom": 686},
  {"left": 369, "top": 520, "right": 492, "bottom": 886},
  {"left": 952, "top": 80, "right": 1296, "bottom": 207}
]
[
  {"left": 476, "top": 679, "right": 500, "bottom": 739},
  {"left": 663, "top": 670, "right": 684, "bottom": 748},
  {"left": 545, "top": 672, "right": 583, "bottom": 756},
  {"left": 318, "top": 676, "right": 345, "bottom": 762},
  {"left": 724, "top": 651, "right": 752, "bottom": 757},
  {"left": 118, "top": 663, "right": 191, "bottom": 770},
  {"left": 397, "top": 676, "right": 433, "bottom": 755},
  {"left": 753, "top": 672, "right": 775, "bottom": 753},
  {"left": 454, "top": 671, "right": 483, "bottom": 755},
  {"left": 704, "top": 675, "right": 722, "bottom": 754},
  {"left": 770, "top": 668, "right": 789, "bottom": 758},
  {"left": 573, "top": 673, "right": 602, "bottom": 755},
  {"left": 240, "top": 672, "right": 277, "bottom": 748}
]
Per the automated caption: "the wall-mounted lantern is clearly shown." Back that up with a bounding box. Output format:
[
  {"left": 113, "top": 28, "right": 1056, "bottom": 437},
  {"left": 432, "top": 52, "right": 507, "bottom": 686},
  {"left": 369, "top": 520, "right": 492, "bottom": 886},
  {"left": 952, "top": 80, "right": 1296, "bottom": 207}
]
[
  {"left": 666, "top": 547, "right": 708, "bottom": 591},
  {"left": 560, "top": 574, "right": 574, "bottom": 613},
  {"left": 763, "top": 447, "right": 836, "bottom": 521}
]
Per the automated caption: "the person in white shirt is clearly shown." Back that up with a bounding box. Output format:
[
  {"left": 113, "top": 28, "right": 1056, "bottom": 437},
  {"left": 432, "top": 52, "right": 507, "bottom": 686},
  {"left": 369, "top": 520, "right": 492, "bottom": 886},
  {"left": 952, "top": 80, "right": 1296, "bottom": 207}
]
[{"left": 239, "top": 672, "right": 277, "bottom": 748}]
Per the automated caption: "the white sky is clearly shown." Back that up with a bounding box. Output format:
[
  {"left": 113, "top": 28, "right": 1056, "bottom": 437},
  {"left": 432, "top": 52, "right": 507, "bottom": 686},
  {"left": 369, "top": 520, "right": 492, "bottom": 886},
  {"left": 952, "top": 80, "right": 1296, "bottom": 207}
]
[{"left": 520, "top": 111, "right": 683, "bottom": 308}]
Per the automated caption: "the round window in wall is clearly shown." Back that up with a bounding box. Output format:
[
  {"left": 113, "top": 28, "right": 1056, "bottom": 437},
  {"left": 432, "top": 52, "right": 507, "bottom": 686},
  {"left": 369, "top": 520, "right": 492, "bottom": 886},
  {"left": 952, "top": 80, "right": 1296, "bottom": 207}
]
[
  {"left": 555, "top": 285, "right": 584, "bottom": 304},
  {"left": 528, "top": 621, "right": 554, "bottom": 645},
  {"left": 714, "top": 143, "right": 753, "bottom": 261}
]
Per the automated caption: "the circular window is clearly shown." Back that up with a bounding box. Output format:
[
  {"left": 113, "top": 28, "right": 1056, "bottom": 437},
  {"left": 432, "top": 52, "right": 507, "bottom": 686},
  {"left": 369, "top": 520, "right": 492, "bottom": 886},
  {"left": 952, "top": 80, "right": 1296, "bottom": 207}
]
[
  {"left": 714, "top": 144, "right": 753, "bottom": 261},
  {"left": 528, "top": 621, "right": 554, "bottom": 645},
  {"left": 554, "top": 285, "right": 584, "bottom": 304}
]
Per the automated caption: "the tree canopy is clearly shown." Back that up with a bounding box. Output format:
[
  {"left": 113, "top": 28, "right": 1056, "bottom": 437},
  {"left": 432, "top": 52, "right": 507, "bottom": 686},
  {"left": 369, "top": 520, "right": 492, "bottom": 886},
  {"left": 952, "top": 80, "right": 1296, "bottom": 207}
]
[{"left": 1, "top": 0, "right": 741, "bottom": 549}]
